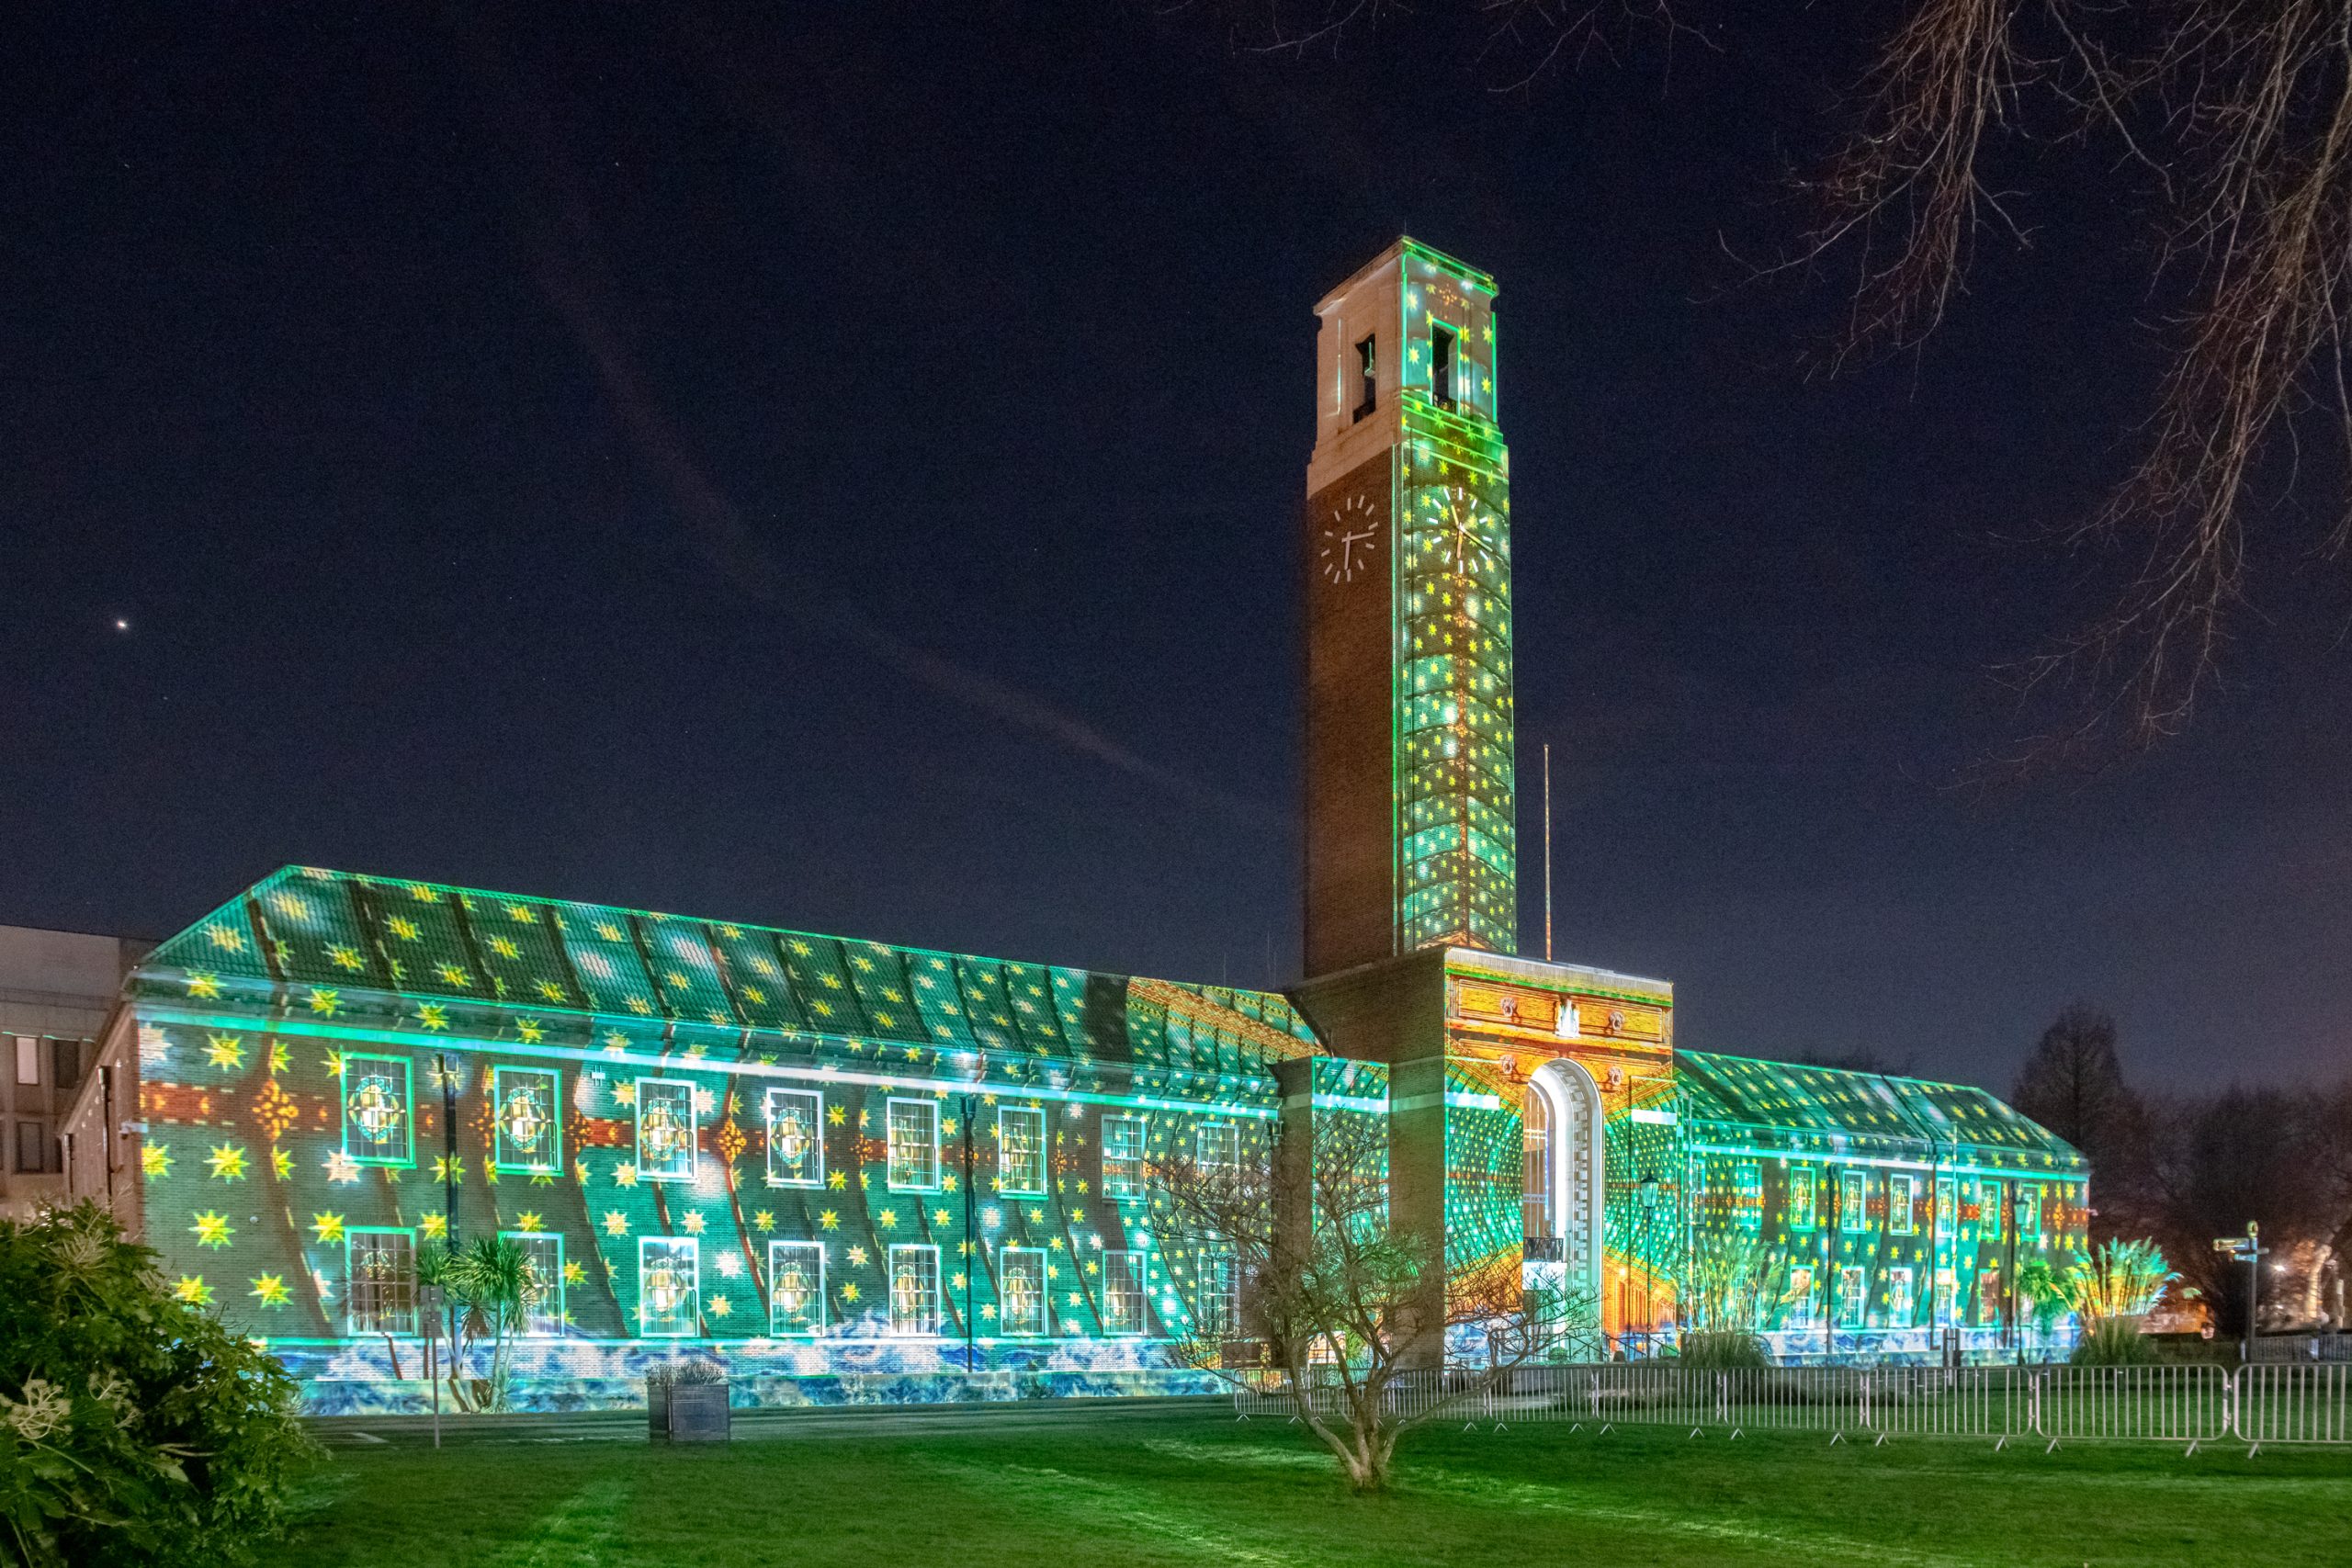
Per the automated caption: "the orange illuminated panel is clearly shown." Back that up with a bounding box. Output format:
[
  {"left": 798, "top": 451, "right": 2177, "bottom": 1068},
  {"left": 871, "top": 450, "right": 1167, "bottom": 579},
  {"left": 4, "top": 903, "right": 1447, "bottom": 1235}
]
[
  {"left": 1566, "top": 996, "right": 1667, "bottom": 1047},
  {"left": 1454, "top": 983, "right": 1560, "bottom": 1033}
]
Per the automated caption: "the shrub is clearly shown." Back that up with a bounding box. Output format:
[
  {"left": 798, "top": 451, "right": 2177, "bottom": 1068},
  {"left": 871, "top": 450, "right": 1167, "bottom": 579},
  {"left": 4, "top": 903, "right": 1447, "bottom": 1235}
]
[
  {"left": 1673, "top": 1330, "right": 1771, "bottom": 1370},
  {"left": 0, "top": 1202, "right": 314, "bottom": 1567},
  {"left": 2071, "top": 1314, "right": 2162, "bottom": 1366}
]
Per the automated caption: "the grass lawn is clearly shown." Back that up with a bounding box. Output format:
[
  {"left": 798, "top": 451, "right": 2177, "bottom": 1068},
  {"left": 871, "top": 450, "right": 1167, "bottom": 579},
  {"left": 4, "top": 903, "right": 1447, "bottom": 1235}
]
[{"left": 282, "top": 1407, "right": 2352, "bottom": 1567}]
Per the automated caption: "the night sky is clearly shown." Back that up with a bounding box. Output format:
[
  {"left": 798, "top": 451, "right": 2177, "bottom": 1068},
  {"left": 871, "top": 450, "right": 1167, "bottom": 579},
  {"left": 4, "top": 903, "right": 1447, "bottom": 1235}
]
[{"left": 6, "top": 6, "right": 2348, "bottom": 1091}]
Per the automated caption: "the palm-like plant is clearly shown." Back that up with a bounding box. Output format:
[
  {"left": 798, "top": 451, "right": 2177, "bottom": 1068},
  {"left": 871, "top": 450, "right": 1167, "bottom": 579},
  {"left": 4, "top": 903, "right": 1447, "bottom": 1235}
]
[{"left": 424, "top": 1236, "right": 545, "bottom": 1412}]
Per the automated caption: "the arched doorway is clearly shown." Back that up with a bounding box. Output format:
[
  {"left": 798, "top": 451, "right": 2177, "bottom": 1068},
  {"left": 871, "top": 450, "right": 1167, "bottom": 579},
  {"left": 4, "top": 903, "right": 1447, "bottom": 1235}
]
[{"left": 1526, "top": 1060, "right": 1605, "bottom": 1319}]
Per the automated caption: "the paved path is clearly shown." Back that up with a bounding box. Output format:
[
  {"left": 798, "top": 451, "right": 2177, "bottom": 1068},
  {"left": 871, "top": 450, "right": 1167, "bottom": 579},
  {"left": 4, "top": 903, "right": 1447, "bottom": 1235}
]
[{"left": 309, "top": 1394, "right": 1233, "bottom": 1448}]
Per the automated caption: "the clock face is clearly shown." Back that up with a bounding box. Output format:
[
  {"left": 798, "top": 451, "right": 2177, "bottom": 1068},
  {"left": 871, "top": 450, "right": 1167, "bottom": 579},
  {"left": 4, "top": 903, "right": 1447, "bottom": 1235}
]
[
  {"left": 1319, "top": 491, "right": 1381, "bottom": 584},
  {"left": 1436, "top": 484, "right": 1504, "bottom": 573}
]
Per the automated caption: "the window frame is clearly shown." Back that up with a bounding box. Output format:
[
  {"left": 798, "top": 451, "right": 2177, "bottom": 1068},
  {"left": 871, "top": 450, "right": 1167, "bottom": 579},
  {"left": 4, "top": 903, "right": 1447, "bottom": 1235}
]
[
  {"left": 1934, "top": 1177, "right": 1956, "bottom": 1239},
  {"left": 501, "top": 1229, "right": 566, "bottom": 1337},
  {"left": 1197, "top": 1252, "right": 1240, "bottom": 1340},
  {"left": 767, "top": 1239, "right": 826, "bottom": 1336},
  {"left": 1101, "top": 1114, "right": 1146, "bottom": 1200},
  {"left": 1979, "top": 1179, "right": 2004, "bottom": 1244},
  {"left": 1193, "top": 1119, "right": 1238, "bottom": 1176},
  {"left": 340, "top": 1053, "right": 416, "bottom": 1168},
  {"left": 1733, "top": 1160, "right": 1763, "bottom": 1234},
  {"left": 998, "top": 1245, "right": 1048, "bottom": 1337},
  {"left": 888, "top": 1243, "right": 942, "bottom": 1336},
  {"left": 14, "top": 1036, "right": 38, "bottom": 1087},
  {"left": 1888, "top": 1172, "right": 1918, "bottom": 1236},
  {"left": 637, "top": 1235, "right": 700, "bottom": 1337},
  {"left": 1786, "top": 1165, "right": 1817, "bottom": 1232},
  {"left": 997, "top": 1105, "right": 1047, "bottom": 1197},
  {"left": 1887, "top": 1265, "right": 1916, "bottom": 1323},
  {"left": 634, "top": 1077, "right": 700, "bottom": 1184},
  {"left": 1836, "top": 1264, "right": 1867, "bottom": 1326},
  {"left": 1353, "top": 333, "right": 1377, "bottom": 421},
  {"left": 1101, "top": 1247, "right": 1148, "bottom": 1337},
  {"left": 763, "top": 1087, "right": 824, "bottom": 1190},
  {"left": 1785, "top": 1264, "right": 1816, "bottom": 1328},
  {"left": 1838, "top": 1168, "right": 1869, "bottom": 1234},
  {"left": 491, "top": 1066, "right": 563, "bottom": 1175},
  {"left": 2016, "top": 1184, "right": 2041, "bottom": 1240},
  {"left": 345, "top": 1225, "right": 419, "bottom": 1336},
  {"left": 886, "top": 1097, "right": 942, "bottom": 1192}
]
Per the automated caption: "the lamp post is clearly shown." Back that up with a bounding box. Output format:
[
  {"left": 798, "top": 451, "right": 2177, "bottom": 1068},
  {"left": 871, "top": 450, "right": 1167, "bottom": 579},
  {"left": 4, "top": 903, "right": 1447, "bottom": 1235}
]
[
  {"left": 1637, "top": 1172, "right": 1659, "bottom": 1357},
  {"left": 2213, "top": 1223, "right": 2266, "bottom": 1361},
  {"left": 437, "top": 1053, "right": 458, "bottom": 1253}
]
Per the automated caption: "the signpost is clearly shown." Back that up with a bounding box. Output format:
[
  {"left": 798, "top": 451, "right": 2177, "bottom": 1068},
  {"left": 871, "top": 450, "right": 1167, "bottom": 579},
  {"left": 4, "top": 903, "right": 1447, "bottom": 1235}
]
[
  {"left": 2212, "top": 1223, "right": 2266, "bottom": 1362},
  {"left": 419, "top": 1283, "right": 445, "bottom": 1450}
]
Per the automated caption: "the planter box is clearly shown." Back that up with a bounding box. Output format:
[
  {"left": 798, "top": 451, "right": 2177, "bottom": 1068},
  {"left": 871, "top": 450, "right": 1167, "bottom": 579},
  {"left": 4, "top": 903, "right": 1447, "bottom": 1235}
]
[{"left": 647, "top": 1377, "right": 731, "bottom": 1442}]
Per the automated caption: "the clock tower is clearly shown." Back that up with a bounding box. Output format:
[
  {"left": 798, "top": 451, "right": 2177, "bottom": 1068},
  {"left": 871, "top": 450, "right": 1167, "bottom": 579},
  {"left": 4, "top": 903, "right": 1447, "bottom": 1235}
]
[{"left": 1303, "top": 239, "right": 1516, "bottom": 977}]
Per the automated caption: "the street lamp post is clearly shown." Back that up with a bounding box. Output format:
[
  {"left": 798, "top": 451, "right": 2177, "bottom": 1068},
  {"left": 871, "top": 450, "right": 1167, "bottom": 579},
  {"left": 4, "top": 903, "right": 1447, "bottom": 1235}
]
[{"left": 1637, "top": 1173, "right": 1659, "bottom": 1357}]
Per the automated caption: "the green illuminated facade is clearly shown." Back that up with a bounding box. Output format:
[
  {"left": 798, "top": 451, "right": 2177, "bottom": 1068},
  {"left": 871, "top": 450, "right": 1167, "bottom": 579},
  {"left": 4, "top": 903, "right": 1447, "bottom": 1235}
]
[{"left": 61, "top": 240, "right": 2086, "bottom": 1411}]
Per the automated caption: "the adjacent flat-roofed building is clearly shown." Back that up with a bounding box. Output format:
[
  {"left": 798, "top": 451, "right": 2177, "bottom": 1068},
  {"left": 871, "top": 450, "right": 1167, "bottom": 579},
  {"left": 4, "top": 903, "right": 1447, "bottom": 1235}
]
[
  {"left": 60, "top": 241, "right": 2086, "bottom": 1411},
  {"left": 2, "top": 923, "right": 152, "bottom": 1219}
]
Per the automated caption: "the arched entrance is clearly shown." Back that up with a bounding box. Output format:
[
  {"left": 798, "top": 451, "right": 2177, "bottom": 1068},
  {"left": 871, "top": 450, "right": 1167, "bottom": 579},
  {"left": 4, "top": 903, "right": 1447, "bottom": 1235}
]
[{"left": 1524, "top": 1060, "right": 1605, "bottom": 1318}]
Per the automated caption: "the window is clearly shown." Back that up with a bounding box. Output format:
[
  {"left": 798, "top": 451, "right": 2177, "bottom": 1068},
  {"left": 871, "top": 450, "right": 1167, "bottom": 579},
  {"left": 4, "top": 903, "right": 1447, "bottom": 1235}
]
[
  {"left": 2016, "top": 1185, "right": 2041, "bottom": 1240},
  {"left": 1889, "top": 1173, "right": 1918, "bottom": 1236},
  {"left": 1198, "top": 1253, "right": 1240, "bottom": 1339},
  {"left": 15, "top": 1036, "right": 38, "bottom": 1087},
  {"left": 492, "top": 1066, "right": 562, "bottom": 1174},
  {"left": 1933, "top": 1269, "right": 1957, "bottom": 1326},
  {"left": 1837, "top": 1265, "right": 1867, "bottom": 1326},
  {"left": 768, "top": 1241, "right": 825, "bottom": 1335},
  {"left": 1102, "top": 1115, "right": 1146, "bottom": 1199},
  {"left": 1934, "top": 1179, "right": 1955, "bottom": 1240},
  {"left": 1734, "top": 1161, "right": 1763, "bottom": 1234},
  {"left": 889, "top": 1244, "right": 941, "bottom": 1335},
  {"left": 1430, "top": 323, "right": 1456, "bottom": 409},
  {"left": 1785, "top": 1265, "right": 1815, "bottom": 1328},
  {"left": 1838, "top": 1168, "right": 1869, "bottom": 1233},
  {"left": 1353, "top": 334, "right": 1377, "bottom": 421},
  {"left": 1978, "top": 1269, "right": 2004, "bottom": 1325},
  {"left": 1102, "top": 1249, "right": 1148, "bottom": 1336},
  {"left": 764, "top": 1088, "right": 823, "bottom": 1188},
  {"left": 635, "top": 1078, "right": 699, "bottom": 1183},
  {"left": 1521, "top": 1086, "right": 1554, "bottom": 1243},
  {"left": 887, "top": 1098, "right": 941, "bottom": 1191},
  {"left": 346, "top": 1227, "right": 417, "bottom": 1335},
  {"left": 1193, "top": 1120, "right": 1238, "bottom": 1175},
  {"left": 1887, "top": 1267, "right": 1916, "bottom": 1322},
  {"left": 16, "top": 1121, "right": 52, "bottom": 1175},
  {"left": 998, "top": 1106, "right": 1046, "bottom": 1196},
  {"left": 503, "top": 1231, "right": 565, "bottom": 1336},
  {"left": 1979, "top": 1179, "right": 2004, "bottom": 1244},
  {"left": 341, "top": 1054, "right": 414, "bottom": 1168},
  {"left": 51, "top": 1040, "right": 76, "bottom": 1089},
  {"left": 639, "top": 1236, "right": 699, "bottom": 1336},
  {"left": 1787, "top": 1166, "right": 1817, "bottom": 1232},
  {"left": 999, "top": 1246, "right": 1047, "bottom": 1336}
]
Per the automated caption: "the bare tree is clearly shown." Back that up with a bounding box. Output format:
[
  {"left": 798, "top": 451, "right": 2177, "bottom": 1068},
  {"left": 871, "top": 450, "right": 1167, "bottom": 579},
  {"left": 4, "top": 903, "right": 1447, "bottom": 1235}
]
[
  {"left": 1155, "top": 1109, "right": 1562, "bottom": 1493},
  {"left": 2142, "top": 1085, "right": 2332, "bottom": 1337},
  {"left": 2011, "top": 1004, "right": 2154, "bottom": 1243},
  {"left": 1796, "top": 0, "right": 2352, "bottom": 761}
]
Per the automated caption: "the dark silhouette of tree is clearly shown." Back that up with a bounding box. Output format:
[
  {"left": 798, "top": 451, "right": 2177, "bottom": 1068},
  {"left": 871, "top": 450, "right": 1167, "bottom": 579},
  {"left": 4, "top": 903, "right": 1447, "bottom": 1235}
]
[
  {"left": 2010, "top": 1005, "right": 2154, "bottom": 1242},
  {"left": 2145, "top": 1087, "right": 2330, "bottom": 1339}
]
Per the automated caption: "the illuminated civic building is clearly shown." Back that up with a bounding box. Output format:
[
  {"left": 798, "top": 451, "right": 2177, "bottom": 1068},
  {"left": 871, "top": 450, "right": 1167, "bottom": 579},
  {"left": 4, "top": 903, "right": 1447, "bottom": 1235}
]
[{"left": 62, "top": 240, "right": 2086, "bottom": 1411}]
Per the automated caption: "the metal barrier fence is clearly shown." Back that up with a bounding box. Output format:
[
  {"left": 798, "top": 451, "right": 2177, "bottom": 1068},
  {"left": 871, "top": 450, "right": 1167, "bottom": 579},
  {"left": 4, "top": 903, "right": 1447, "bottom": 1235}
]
[{"left": 1235, "top": 1361, "right": 2348, "bottom": 1446}]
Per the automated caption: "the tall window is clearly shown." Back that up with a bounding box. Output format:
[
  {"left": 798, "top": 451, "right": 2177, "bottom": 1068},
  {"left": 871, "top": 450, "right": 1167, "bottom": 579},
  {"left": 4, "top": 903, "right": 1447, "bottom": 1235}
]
[
  {"left": 1198, "top": 1253, "right": 1239, "bottom": 1339},
  {"left": 1521, "top": 1085, "right": 1554, "bottom": 1242},
  {"left": 1887, "top": 1267, "right": 1916, "bottom": 1323},
  {"left": 503, "top": 1231, "right": 565, "bottom": 1336},
  {"left": 1734, "top": 1161, "right": 1763, "bottom": 1234},
  {"left": 346, "top": 1228, "right": 417, "bottom": 1335},
  {"left": 16, "top": 1122, "right": 52, "bottom": 1175},
  {"left": 769, "top": 1240, "right": 825, "bottom": 1334},
  {"left": 1353, "top": 334, "right": 1377, "bottom": 421},
  {"left": 492, "top": 1066, "right": 562, "bottom": 1174},
  {"left": 1102, "top": 1115, "right": 1146, "bottom": 1199},
  {"left": 2016, "top": 1185, "right": 2041, "bottom": 1240},
  {"left": 1102, "top": 1249, "right": 1147, "bottom": 1336},
  {"left": 342, "top": 1054, "right": 414, "bottom": 1168},
  {"left": 1787, "top": 1166, "right": 1817, "bottom": 1232},
  {"left": 887, "top": 1099, "right": 941, "bottom": 1191},
  {"left": 1978, "top": 1269, "right": 2004, "bottom": 1325},
  {"left": 1430, "top": 323, "right": 1456, "bottom": 409},
  {"left": 764, "top": 1088, "right": 823, "bottom": 1188},
  {"left": 639, "top": 1237, "right": 699, "bottom": 1336},
  {"left": 999, "top": 1246, "right": 1047, "bottom": 1336},
  {"left": 14, "top": 1036, "right": 38, "bottom": 1087},
  {"left": 1933, "top": 1268, "right": 1957, "bottom": 1326},
  {"left": 1838, "top": 1168, "right": 1869, "bottom": 1233},
  {"left": 889, "top": 1244, "right": 941, "bottom": 1335},
  {"left": 1837, "top": 1265, "right": 1867, "bottom": 1326},
  {"left": 1889, "top": 1173, "right": 1918, "bottom": 1236},
  {"left": 1979, "top": 1179, "right": 2004, "bottom": 1243},
  {"left": 1934, "top": 1178, "right": 1956, "bottom": 1239},
  {"left": 1193, "top": 1120, "right": 1238, "bottom": 1175},
  {"left": 635, "top": 1077, "right": 699, "bottom": 1183},
  {"left": 1786, "top": 1265, "right": 1815, "bottom": 1328},
  {"left": 998, "top": 1106, "right": 1046, "bottom": 1196}
]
